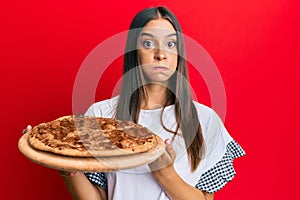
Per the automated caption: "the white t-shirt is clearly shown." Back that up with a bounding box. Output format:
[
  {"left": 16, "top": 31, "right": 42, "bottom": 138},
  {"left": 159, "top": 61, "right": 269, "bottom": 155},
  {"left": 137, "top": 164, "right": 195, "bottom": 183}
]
[{"left": 84, "top": 96, "right": 245, "bottom": 200}]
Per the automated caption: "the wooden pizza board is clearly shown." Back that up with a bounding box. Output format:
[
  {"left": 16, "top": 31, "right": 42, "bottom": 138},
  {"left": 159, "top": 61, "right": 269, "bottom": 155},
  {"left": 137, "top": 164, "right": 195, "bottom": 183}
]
[{"left": 18, "top": 133, "right": 165, "bottom": 172}]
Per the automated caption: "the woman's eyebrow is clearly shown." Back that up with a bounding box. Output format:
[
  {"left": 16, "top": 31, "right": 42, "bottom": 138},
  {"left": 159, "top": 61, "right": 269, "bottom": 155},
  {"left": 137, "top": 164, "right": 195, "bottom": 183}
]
[
  {"left": 140, "top": 32, "right": 154, "bottom": 38},
  {"left": 165, "top": 33, "right": 177, "bottom": 38},
  {"left": 140, "top": 32, "right": 177, "bottom": 38}
]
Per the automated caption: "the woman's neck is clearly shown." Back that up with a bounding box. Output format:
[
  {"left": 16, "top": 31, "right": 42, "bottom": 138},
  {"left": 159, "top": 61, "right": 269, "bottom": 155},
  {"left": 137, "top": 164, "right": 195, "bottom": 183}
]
[{"left": 141, "top": 84, "right": 169, "bottom": 110}]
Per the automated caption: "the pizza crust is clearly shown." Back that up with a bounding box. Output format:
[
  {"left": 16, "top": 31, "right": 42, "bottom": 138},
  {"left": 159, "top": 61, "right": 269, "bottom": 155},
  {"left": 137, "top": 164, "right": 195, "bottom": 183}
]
[
  {"left": 19, "top": 133, "right": 165, "bottom": 172},
  {"left": 28, "top": 115, "right": 158, "bottom": 157}
]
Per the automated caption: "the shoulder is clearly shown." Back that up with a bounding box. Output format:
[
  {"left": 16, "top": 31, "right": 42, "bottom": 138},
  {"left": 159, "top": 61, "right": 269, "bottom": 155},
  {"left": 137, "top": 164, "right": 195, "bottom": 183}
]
[
  {"left": 192, "top": 101, "right": 221, "bottom": 128},
  {"left": 85, "top": 96, "right": 119, "bottom": 117},
  {"left": 192, "top": 101, "right": 215, "bottom": 116},
  {"left": 192, "top": 101, "right": 233, "bottom": 149}
]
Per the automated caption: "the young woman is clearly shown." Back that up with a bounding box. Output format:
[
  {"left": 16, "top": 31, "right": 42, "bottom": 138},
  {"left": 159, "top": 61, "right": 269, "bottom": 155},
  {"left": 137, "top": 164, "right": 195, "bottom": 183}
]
[{"left": 37, "top": 6, "right": 245, "bottom": 200}]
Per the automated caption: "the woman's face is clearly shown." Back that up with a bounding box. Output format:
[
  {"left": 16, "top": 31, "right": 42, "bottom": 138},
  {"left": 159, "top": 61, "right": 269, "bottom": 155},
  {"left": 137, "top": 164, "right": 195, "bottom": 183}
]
[{"left": 137, "top": 18, "right": 178, "bottom": 85}]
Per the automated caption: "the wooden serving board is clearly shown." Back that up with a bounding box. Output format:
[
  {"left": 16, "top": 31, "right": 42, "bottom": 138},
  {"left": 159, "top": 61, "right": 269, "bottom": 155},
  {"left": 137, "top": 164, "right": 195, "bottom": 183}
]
[{"left": 18, "top": 133, "right": 165, "bottom": 172}]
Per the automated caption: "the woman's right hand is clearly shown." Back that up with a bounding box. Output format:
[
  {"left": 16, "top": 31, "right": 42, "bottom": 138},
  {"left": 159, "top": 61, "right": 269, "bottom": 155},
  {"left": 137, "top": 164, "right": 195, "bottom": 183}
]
[
  {"left": 22, "top": 125, "right": 32, "bottom": 134},
  {"left": 148, "top": 139, "right": 176, "bottom": 172}
]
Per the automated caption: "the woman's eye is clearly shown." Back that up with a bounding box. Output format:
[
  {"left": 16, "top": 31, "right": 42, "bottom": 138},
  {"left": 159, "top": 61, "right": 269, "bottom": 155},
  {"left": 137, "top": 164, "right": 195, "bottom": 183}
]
[
  {"left": 142, "top": 40, "right": 155, "bottom": 49},
  {"left": 167, "top": 41, "right": 177, "bottom": 49}
]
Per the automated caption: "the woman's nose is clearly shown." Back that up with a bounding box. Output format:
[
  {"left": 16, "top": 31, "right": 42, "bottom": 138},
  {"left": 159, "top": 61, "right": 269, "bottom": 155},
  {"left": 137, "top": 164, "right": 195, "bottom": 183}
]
[{"left": 154, "top": 48, "right": 167, "bottom": 61}]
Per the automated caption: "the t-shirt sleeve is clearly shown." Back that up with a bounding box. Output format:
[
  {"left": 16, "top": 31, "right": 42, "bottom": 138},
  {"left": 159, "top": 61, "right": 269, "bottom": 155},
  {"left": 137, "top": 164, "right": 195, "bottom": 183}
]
[
  {"left": 84, "top": 172, "right": 108, "bottom": 191},
  {"left": 85, "top": 103, "right": 102, "bottom": 117},
  {"left": 195, "top": 140, "right": 245, "bottom": 193},
  {"left": 194, "top": 103, "right": 246, "bottom": 193},
  {"left": 84, "top": 98, "right": 117, "bottom": 118}
]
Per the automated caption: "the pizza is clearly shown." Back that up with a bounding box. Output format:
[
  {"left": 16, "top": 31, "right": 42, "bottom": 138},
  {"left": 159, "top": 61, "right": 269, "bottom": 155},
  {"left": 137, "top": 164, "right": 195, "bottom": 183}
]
[{"left": 28, "top": 115, "right": 158, "bottom": 157}]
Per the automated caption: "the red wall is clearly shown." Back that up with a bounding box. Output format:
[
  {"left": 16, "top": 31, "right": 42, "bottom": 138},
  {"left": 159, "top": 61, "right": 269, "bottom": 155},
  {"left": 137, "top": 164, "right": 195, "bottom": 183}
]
[{"left": 2, "top": 0, "right": 299, "bottom": 199}]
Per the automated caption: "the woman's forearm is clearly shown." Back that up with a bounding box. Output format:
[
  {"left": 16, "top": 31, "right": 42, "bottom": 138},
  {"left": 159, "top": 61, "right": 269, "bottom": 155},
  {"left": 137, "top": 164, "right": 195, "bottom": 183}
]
[
  {"left": 61, "top": 172, "right": 107, "bottom": 200},
  {"left": 152, "top": 166, "right": 214, "bottom": 200}
]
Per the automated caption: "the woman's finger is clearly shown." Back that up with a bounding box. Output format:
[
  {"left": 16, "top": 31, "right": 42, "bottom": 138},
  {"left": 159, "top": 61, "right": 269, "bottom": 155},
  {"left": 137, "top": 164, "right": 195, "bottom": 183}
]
[
  {"left": 165, "top": 138, "right": 171, "bottom": 145},
  {"left": 165, "top": 142, "right": 176, "bottom": 161},
  {"left": 22, "top": 125, "right": 32, "bottom": 134}
]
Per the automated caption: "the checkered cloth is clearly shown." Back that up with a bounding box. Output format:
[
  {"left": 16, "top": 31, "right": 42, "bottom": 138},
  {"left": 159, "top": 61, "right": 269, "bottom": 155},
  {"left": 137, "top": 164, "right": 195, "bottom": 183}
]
[
  {"left": 84, "top": 172, "right": 107, "bottom": 191},
  {"left": 85, "top": 140, "right": 245, "bottom": 193},
  {"left": 195, "top": 140, "right": 246, "bottom": 193}
]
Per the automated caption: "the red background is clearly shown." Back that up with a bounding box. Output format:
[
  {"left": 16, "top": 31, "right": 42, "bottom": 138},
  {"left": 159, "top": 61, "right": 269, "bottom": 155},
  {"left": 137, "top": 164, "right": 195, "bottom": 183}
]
[{"left": 1, "top": 0, "right": 299, "bottom": 199}]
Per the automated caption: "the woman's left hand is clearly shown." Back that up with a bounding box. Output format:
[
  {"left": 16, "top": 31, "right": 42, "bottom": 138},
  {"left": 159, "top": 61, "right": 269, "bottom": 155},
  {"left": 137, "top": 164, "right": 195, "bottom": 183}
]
[{"left": 148, "top": 139, "right": 176, "bottom": 172}]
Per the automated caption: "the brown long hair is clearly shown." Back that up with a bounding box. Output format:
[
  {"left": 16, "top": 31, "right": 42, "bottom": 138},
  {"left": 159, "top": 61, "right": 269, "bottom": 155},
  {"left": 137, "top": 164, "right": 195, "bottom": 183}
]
[{"left": 115, "top": 6, "right": 204, "bottom": 171}]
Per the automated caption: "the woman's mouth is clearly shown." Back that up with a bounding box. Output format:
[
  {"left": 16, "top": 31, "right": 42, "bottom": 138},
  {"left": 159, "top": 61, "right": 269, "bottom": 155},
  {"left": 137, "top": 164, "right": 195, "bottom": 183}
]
[{"left": 154, "top": 66, "right": 168, "bottom": 71}]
